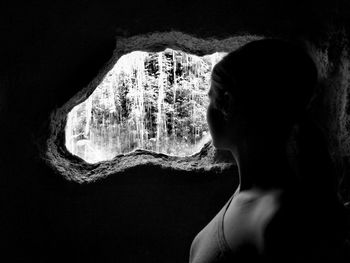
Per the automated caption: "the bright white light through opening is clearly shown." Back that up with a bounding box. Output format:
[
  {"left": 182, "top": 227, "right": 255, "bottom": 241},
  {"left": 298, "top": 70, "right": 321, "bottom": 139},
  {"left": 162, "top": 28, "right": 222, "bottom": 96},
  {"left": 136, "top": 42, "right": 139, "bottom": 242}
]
[{"left": 65, "top": 48, "right": 227, "bottom": 163}]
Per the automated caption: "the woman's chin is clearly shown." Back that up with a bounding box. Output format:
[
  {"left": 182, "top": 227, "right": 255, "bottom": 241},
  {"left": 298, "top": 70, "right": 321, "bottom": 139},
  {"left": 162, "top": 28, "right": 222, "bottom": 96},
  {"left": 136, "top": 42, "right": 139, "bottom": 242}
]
[
  {"left": 212, "top": 140, "right": 223, "bottom": 149},
  {"left": 212, "top": 140, "right": 232, "bottom": 151}
]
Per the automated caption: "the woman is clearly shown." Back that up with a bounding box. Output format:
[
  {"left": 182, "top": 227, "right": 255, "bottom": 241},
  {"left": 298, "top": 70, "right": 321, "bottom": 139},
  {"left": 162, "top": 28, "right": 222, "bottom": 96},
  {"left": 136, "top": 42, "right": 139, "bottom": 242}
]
[{"left": 189, "top": 39, "right": 347, "bottom": 262}]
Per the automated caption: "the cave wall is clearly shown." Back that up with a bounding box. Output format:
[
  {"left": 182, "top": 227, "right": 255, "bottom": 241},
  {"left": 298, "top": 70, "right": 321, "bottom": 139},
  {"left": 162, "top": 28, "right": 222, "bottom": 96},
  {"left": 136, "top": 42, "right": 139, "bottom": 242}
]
[{"left": 2, "top": 1, "right": 350, "bottom": 262}]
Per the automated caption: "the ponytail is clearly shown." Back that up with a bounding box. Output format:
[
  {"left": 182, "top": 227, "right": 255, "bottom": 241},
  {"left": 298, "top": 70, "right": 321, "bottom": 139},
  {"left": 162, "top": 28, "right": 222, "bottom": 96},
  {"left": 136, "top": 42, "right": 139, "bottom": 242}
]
[
  {"left": 289, "top": 113, "right": 337, "bottom": 196},
  {"left": 287, "top": 111, "right": 349, "bottom": 249}
]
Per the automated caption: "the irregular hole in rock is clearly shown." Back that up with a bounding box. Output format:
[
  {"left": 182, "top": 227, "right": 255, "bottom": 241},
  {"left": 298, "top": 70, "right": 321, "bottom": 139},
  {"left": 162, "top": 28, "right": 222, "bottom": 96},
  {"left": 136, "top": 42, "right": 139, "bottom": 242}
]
[
  {"left": 47, "top": 32, "right": 260, "bottom": 182},
  {"left": 65, "top": 48, "right": 227, "bottom": 163}
]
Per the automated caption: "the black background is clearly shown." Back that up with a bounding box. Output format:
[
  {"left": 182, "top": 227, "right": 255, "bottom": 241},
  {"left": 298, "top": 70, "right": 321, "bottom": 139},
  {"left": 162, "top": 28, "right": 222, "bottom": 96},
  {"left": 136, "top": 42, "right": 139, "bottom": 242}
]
[{"left": 1, "top": 1, "right": 350, "bottom": 262}]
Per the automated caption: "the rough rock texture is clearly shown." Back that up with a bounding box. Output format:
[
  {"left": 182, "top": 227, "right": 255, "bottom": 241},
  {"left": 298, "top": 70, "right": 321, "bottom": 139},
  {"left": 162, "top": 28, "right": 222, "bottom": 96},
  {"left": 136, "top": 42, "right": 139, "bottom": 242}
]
[
  {"left": 46, "top": 32, "right": 261, "bottom": 183},
  {"left": 45, "top": 29, "right": 350, "bottom": 202},
  {"left": 2, "top": 1, "right": 350, "bottom": 262},
  {"left": 306, "top": 31, "right": 350, "bottom": 202}
]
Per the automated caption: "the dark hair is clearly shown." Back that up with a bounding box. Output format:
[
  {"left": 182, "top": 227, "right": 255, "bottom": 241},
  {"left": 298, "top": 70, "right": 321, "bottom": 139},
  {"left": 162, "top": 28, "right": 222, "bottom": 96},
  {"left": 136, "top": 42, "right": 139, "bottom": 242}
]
[
  {"left": 212, "top": 38, "right": 347, "bottom": 246},
  {"left": 212, "top": 39, "right": 317, "bottom": 138}
]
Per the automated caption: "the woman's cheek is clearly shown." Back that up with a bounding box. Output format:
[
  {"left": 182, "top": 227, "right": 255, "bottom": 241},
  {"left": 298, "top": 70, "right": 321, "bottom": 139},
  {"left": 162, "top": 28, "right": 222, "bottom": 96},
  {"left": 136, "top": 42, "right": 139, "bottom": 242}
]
[{"left": 207, "top": 103, "right": 226, "bottom": 147}]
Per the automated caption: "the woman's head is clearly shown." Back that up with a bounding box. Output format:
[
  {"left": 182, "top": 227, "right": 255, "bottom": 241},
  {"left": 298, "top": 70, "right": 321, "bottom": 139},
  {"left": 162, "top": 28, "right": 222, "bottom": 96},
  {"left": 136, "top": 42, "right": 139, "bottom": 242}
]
[{"left": 207, "top": 39, "right": 318, "bottom": 149}]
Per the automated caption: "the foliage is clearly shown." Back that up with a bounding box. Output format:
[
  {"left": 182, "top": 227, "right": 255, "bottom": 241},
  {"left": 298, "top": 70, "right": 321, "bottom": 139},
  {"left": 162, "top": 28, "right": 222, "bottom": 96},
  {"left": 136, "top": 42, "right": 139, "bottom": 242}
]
[{"left": 65, "top": 49, "right": 226, "bottom": 163}]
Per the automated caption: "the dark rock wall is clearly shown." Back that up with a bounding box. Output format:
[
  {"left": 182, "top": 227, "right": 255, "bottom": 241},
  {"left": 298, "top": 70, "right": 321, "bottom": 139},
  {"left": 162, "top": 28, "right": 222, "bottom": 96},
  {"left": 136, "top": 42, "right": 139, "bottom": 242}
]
[{"left": 2, "top": 1, "right": 350, "bottom": 262}]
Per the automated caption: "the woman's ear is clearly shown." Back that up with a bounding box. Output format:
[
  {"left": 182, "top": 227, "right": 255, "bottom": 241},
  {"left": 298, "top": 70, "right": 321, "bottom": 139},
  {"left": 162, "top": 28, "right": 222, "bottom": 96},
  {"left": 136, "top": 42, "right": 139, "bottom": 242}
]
[{"left": 222, "top": 91, "right": 234, "bottom": 119}]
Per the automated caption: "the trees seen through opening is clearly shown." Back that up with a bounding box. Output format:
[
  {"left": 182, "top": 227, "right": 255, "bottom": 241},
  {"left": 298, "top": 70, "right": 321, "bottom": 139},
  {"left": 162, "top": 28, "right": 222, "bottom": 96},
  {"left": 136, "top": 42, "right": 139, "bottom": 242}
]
[{"left": 65, "top": 48, "right": 227, "bottom": 163}]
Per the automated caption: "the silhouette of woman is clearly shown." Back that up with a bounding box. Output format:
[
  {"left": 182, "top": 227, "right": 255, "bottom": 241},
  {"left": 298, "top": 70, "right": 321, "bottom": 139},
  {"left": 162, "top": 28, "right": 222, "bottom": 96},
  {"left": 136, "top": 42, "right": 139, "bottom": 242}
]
[{"left": 189, "top": 39, "right": 347, "bottom": 263}]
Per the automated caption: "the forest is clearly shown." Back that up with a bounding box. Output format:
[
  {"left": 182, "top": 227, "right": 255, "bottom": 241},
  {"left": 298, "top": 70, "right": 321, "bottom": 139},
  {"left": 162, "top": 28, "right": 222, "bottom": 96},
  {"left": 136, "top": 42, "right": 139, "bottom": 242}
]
[{"left": 65, "top": 48, "right": 226, "bottom": 163}]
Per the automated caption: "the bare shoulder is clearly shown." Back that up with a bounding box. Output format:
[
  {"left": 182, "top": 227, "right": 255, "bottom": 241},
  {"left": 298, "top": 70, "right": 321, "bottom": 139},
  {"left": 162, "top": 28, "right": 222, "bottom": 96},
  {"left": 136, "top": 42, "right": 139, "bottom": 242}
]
[
  {"left": 224, "top": 189, "right": 346, "bottom": 261},
  {"left": 223, "top": 189, "right": 283, "bottom": 252}
]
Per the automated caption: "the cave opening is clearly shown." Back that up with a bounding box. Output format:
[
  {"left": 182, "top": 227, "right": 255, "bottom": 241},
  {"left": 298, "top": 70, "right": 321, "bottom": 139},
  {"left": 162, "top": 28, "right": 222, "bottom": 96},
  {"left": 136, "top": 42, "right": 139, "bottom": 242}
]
[
  {"left": 47, "top": 32, "right": 255, "bottom": 181},
  {"left": 65, "top": 48, "right": 227, "bottom": 163}
]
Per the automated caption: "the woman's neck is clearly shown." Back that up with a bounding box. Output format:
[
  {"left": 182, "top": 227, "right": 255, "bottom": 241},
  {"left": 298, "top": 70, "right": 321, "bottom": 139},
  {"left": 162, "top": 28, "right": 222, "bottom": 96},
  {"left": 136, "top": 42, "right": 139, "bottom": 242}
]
[{"left": 230, "top": 136, "right": 295, "bottom": 192}]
